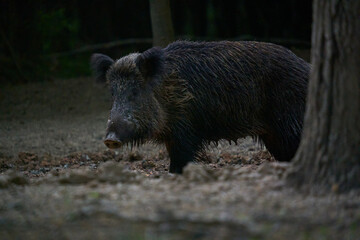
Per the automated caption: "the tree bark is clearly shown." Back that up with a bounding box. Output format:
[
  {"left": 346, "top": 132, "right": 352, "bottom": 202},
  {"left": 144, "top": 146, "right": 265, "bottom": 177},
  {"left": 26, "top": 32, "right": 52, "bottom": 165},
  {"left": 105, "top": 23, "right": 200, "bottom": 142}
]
[
  {"left": 149, "top": 0, "right": 175, "bottom": 47},
  {"left": 286, "top": 0, "right": 360, "bottom": 192}
]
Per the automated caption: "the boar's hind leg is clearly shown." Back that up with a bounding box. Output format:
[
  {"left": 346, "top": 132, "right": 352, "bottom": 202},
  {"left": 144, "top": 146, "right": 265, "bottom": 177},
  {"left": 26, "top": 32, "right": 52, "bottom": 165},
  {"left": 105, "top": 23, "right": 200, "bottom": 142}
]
[
  {"left": 165, "top": 138, "right": 202, "bottom": 174},
  {"left": 261, "top": 132, "right": 299, "bottom": 162}
]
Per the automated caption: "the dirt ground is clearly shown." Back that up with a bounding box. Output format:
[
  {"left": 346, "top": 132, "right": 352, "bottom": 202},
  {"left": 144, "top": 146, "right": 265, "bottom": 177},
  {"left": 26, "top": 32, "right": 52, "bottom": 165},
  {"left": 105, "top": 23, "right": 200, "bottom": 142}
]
[{"left": 0, "top": 77, "right": 359, "bottom": 240}]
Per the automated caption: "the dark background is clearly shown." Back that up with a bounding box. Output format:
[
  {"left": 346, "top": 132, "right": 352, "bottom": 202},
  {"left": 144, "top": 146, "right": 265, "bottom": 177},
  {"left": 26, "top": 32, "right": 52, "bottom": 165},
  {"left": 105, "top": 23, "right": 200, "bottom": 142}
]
[{"left": 0, "top": 0, "right": 312, "bottom": 84}]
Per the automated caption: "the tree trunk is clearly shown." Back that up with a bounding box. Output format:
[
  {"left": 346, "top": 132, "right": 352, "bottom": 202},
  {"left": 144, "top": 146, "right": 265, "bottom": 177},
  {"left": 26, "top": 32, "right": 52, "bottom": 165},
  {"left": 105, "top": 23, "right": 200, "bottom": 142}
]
[
  {"left": 286, "top": 0, "right": 360, "bottom": 192},
  {"left": 149, "top": 0, "right": 175, "bottom": 47}
]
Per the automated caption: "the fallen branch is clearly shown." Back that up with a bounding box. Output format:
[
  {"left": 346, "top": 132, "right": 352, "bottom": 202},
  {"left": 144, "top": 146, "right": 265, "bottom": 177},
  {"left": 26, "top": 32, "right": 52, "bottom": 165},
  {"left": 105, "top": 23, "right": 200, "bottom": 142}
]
[
  {"left": 50, "top": 38, "right": 153, "bottom": 58},
  {"left": 49, "top": 36, "right": 310, "bottom": 58}
]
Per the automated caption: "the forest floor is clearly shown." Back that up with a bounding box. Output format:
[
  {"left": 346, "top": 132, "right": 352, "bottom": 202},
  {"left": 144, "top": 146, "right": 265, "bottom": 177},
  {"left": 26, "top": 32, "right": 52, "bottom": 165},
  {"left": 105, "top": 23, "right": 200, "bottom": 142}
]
[{"left": 0, "top": 75, "right": 359, "bottom": 240}]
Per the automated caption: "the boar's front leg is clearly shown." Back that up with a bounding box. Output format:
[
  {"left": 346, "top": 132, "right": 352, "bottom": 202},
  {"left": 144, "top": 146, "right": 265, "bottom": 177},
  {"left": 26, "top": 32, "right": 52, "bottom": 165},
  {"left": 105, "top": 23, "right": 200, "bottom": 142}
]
[{"left": 165, "top": 137, "right": 202, "bottom": 174}]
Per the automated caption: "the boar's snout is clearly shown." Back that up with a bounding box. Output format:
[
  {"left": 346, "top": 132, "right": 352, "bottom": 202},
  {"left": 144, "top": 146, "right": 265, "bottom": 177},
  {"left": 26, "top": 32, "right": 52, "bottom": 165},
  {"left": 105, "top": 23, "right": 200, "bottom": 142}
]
[
  {"left": 104, "top": 132, "right": 122, "bottom": 149},
  {"left": 104, "top": 117, "right": 135, "bottom": 149}
]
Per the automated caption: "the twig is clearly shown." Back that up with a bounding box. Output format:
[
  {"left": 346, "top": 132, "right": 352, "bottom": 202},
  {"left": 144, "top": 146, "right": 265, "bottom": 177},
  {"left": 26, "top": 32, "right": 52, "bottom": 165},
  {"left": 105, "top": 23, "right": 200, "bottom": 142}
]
[
  {"left": 49, "top": 38, "right": 153, "bottom": 58},
  {"left": 0, "top": 27, "right": 29, "bottom": 81}
]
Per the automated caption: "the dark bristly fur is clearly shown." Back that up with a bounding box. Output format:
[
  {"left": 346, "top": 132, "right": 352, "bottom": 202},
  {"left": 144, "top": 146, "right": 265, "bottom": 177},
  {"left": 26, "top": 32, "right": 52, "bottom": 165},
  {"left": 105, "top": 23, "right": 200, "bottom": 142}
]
[
  {"left": 90, "top": 53, "right": 114, "bottom": 83},
  {"left": 91, "top": 41, "right": 310, "bottom": 173}
]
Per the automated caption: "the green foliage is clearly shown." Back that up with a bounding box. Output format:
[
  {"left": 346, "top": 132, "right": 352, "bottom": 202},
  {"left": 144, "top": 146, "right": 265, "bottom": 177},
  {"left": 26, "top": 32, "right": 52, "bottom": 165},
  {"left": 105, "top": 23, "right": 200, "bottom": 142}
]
[
  {"left": 35, "top": 8, "right": 79, "bottom": 54},
  {"left": 53, "top": 55, "right": 92, "bottom": 79},
  {"left": 0, "top": 7, "right": 83, "bottom": 83},
  {"left": 206, "top": 1, "right": 217, "bottom": 38},
  {"left": 0, "top": 0, "right": 312, "bottom": 83},
  {"left": 0, "top": 52, "right": 51, "bottom": 84}
]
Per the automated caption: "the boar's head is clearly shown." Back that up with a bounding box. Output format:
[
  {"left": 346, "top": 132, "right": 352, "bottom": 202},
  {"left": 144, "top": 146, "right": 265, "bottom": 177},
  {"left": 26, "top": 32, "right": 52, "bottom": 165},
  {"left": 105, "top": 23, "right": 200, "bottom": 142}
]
[{"left": 91, "top": 48, "right": 166, "bottom": 149}]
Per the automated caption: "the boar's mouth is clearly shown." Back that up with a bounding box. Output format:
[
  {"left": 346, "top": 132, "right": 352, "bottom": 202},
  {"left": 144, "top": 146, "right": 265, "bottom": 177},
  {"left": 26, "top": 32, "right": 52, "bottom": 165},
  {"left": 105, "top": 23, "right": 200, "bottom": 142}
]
[
  {"left": 104, "top": 139, "right": 123, "bottom": 149},
  {"left": 104, "top": 131, "right": 147, "bottom": 149}
]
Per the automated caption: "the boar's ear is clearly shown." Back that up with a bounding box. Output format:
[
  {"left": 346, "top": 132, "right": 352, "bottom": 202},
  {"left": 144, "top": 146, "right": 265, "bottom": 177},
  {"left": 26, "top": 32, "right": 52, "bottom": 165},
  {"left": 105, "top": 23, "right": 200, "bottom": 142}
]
[
  {"left": 135, "top": 47, "right": 164, "bottom": 87},
  {"left": 90, "top": 53, "right": 114, "bottom": 83}
]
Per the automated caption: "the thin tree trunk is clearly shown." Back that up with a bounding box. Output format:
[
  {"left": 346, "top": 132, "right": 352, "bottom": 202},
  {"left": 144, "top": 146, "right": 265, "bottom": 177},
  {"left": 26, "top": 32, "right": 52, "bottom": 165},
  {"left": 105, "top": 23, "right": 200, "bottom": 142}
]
[
  {"left": 149, "top": 0, "right": 175, "bottom": 47},
  {"left": 286, "top": 0, "right": 360, "bottom": 193}
]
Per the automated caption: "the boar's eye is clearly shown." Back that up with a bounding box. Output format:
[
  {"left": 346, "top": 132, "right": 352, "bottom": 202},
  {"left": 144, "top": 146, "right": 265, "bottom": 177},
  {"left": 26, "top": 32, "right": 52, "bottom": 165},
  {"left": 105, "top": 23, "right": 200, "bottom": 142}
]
[
  {"left": 132, "top": 88, "right": 139, "bottom": 97},
  {"left": 127, "top": 88, "right": 138, "bottom": 101},
  {"left": 109, "top": 82, "right": 117, "bottom": 98},
  {"left": 110, "top": 87, "right": 116, "bottom": 98}
]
